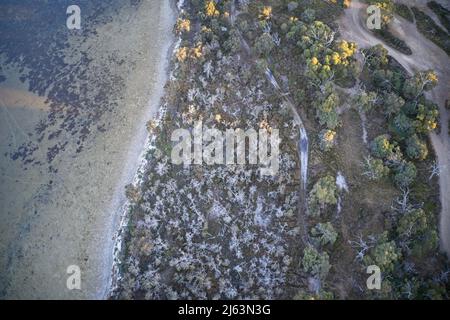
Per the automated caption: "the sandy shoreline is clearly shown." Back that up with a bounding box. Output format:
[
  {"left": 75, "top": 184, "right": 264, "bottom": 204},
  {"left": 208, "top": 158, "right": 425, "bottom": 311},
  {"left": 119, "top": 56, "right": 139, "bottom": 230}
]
[
  {"left": 103, "top": 2, "right": 177, "bottom": 298},
  {"left": 0, "top": 0, "right": 175, "bottom": 299}
]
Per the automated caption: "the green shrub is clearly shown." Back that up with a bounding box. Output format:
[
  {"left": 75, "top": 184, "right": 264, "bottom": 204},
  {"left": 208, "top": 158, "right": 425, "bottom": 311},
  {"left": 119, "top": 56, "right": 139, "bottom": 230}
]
[{"left": 394, "top": 3, "right": 414, "bottom": 23}]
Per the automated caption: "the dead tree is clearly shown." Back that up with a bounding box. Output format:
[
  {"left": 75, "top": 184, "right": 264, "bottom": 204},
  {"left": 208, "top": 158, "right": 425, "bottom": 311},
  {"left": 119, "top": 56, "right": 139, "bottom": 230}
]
[
  {"left": 348, "top": 235, "right": 376, "bottom": 262},
  {"left": 429, "top": 161, "right": 440, "bottom": 180}
]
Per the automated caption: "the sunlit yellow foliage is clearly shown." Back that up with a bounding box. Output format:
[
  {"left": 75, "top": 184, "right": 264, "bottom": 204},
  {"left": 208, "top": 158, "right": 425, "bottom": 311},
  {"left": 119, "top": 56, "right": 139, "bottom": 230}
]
[
  {"left": 191, "top": 43, "right": 203, "bottom": 59},
  {"left": 322, "top": 65, "right": 331, "bottom": 72},
  {"left": 201, "top": 26, "right": 212, "bottom": 33},
  {"left": 259, "top": 6, "right": 272, "bottom": 20},
  {"left": 205, "top": 1, "right": 220, "bottom": 17},
  {"left": 215, "top": 114, "right": 222, "bottom": 123},
  {"left": 311, "top": 57, "right": 319, "bottom": 65},
  {"left": 176, "top": 43, "right": 203, "bottom": 62},
  {"left": 176, "top": 18, "right": 191, "bottom": 34},
  {"left": 324, "top": 130, "right": 336, "bottom": 142},
  {"left": 426, "top": 71, "right": 438, "bottom": 84},
  {"left": 331, "top": 52, "right": 341, "bottom": 65},
  {"left": 337, "top": 40, "right": 357, "bottom": 59},
  {"left": 176, "top": 47, "right": 188, "bottom": 62}
]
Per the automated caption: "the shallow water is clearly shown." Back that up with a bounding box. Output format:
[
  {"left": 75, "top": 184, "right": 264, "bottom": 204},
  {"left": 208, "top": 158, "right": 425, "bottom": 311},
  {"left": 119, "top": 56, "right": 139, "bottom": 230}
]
[{"left": 0, "top": 0, "right": 175, "bottom": 298}]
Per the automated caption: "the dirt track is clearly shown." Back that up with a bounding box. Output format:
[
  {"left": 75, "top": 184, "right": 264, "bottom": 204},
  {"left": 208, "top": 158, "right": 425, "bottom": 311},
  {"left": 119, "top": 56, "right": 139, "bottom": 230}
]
[{"left": 338, "top": 0, "right": 450, "bottom": 257}]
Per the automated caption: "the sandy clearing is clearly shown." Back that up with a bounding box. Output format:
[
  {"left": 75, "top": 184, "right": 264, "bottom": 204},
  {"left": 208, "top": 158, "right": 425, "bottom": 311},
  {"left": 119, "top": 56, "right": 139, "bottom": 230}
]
[
  {"left": 0, "top": 0, "right": 175, "bottom": 299},
  {"left": 338, "top": 0, "right": 450, "bottom": 257}
]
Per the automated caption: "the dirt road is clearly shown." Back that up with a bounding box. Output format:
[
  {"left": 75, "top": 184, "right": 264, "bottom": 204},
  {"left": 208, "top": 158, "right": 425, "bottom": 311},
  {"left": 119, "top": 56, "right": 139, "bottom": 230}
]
[{"left": 338, "top": 0, "right": 450, "bottom": 257}]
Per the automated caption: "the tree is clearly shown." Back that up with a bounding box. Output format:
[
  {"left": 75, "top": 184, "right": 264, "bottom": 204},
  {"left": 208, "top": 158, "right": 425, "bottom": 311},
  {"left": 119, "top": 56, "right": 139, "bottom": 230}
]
[
  {"left": 414, "top": 101, "right": 439, "bottom": 134},
  {"left": 205, "top": 0, "right": 220, "bottom": 17},
  {"left": 318, "top": 129, "right": 336, "bottom": 151},
  {"left": 403, "top": 70, "right": 438, "bottom": 101},
  {"left": 382, "top": 92, "right": 405, "bottom": 118},
  {"left": 406, "top": 134, "right": 428, "bottom": 160},
  {"left": 254, "top": 32, "right": 275, "bottom": 56},
  {"left": 301, "top": 9, "right": 316, "bottom": 23},
  {"left": 365, "top": 232, "right": 401, "bottom": 272},
  {"left": 373, "top": 69, "right": 404, "bottom": 92},
  {"left": 302, "top": 245, "right": 331, "bottom": 279},
  {"left": 224, "top": 28, "right": 241, "bottom": 54},
  {"left": 397, "top": 208, "right": 428, "bottom": 238},
  {"left": 393, "top": 161, "right": 417, "bottom": 188},
  {"left": 354, "top": 90, "right": 378, "bottom": 113},
  {"left": 311, "top": 222, "right": 338, "bottom": 246},
  {"left": 295, "top": 21, "right": 356, "bottom": 84},
  {"left": 308, "top": 175, "right": 338, "bottom": 216},
  {"left": 175, "top": 18, "right": 191, "bottom": 34},
  {"left": 370, "top": 134, "right": 394, "bottom": 159},
  {"left": 315, "top": 88, "right": 340, "bottom": 129},
  {"left": 362, "top": 156, "right": 390, "bottom": 180},
  {"left": 362, "top": 44, "right": 389, "bottom": 70},
  {"left": 390, "top": 112, "right": 414, "bottom": 139}
]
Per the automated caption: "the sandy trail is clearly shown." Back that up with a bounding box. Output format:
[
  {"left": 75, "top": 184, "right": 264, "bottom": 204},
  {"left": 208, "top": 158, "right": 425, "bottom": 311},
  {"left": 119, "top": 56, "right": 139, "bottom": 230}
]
[
  {"left": 0, "top": 0, "right": 175, "bottom": 299},
  {"left": 338, "top": 0, "right": 450, "bottom": 257}
]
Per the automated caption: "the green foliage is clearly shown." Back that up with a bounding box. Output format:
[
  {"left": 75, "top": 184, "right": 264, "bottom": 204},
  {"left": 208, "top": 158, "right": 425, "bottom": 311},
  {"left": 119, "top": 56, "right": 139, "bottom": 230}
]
[
  {"left": 393, "top": 161, "right": 417, "bottom": 188},
  {"left": 397, "top": 208, "right": 429, "bottom": 238},
  {"left": 288, "top": 20, "right": 357, "bottom": 84},
  {"left": 405, "top": 134, "right": 428, "bottom": 161},
  {"left": 302, "top": 245, "right": 331, "bottom": 279},
  {"left": 411, "top": 230, "right": 439, "bottom": 258},
  {"left": 254, "top": 32, "right": 275, "bottom": 56},
  {"left": 308, "top": 175, "right": 338, "bottom": 216},
  {"left": 413, "top": 101, "right": 439, "bottom": 134},
  {"left": 427, "top": 1, "right": 450, "bottom": 33},
  {"left": 394, "top": 3, "right": 414, "bottom": 23},
  {"left": 313, "top": 84, "right": 341, "bottom": 129},
  {"left": 318, "top": 129, "right": 336, "bottom": 151},
  {"left": 403, "top": 70, "right": 439, "bottom": 101},
  {"left": 311, "top": 222, "right": 338, "bottom": 246},
  {"left": 370, "top": 134, "right": 394, "bottom": 159},
  {"left": 390, "top": 112, "right": 414, "bottom": 139},
  {"left": 374, "top": 29, "right": 412, "bottom": 55},
  {"left": 412, "top": 7, "right": 450, "bottom": 55},
  {"left": 354, "top": 90, "right": 378, "bottom": 113},
  {"left": 363, "top": 44, "right": 389, "bottom": 70},
  {"left": 372, "top": 68, "right": 404, "bottom": 92},
  {"left": 224, "top": 28, "right": 241, "bottom": 55},
  {"left": 363, "top": 156, "right": 390, "bottom": 180},
  {"left": 382, "top": 92, "right": 405, "bottom": 118},
  {"left": 365, "top": 232, "right": 401, "bottom": 272},
  {"left": 301, "top": 9, "right": 316, "bottom": 23}
]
